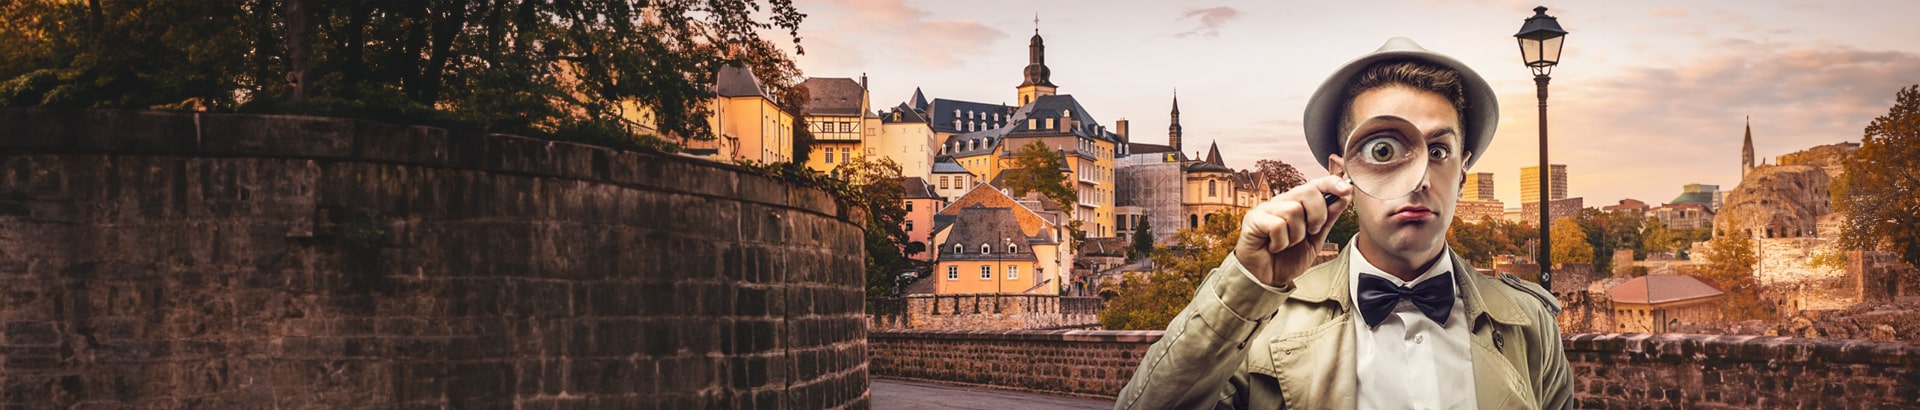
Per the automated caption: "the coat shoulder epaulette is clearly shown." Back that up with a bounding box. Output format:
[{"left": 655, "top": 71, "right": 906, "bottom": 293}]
[{"left": 1497, "top": 273, "right": 1562, "bottom": 316}]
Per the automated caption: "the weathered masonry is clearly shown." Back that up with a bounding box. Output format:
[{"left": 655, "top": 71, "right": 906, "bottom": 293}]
[{"left": 0, "top": 109, "right": 869, "bottom": 408}]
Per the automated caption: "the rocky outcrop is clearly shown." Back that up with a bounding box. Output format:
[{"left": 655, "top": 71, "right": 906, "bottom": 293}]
[
  {"left": 1714, "top": 164, "right": 1831, "bottom": 239},
  {"left": 1775, "top": 142, "right": 1859, "bottom": 181}
]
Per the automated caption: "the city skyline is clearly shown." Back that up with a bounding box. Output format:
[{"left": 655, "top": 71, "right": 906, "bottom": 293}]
[{"left": 779, "top": 0, "right": 1920, "bottom": 208}]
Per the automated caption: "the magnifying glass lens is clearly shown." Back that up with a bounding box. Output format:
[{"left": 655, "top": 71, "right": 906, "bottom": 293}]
[{"left": 1342, "top": 116, "right": 1429, "bottom": 201}]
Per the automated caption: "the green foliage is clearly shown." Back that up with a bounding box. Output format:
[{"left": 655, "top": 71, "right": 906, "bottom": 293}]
[
  {"left": 1641, "top": 218, "right": 1711, "bottom": 258},
  {"left": 1699, "top": 231, "right": 1771, "bottom": 321},
  {"left": 1001, "top": 141, "right": 1077, "bottom": 211},
  {"left": 1573, "top": 208, "right": 1645, "bottom": 273},
  {"left": 1550, "top": 216, "right": 1594, "bottom": 266},
  {"left": 1836, "top": 85, "right": 1920, "bottom": 267},
  {"left": 1099, "top": 210, "right": 1242, "bottom": 330},
  {"left": 840, "top": 157, "right": 911, "bottom": 299},
  {"left": 0, "top": 0, "right": 807, "bottom": 150},
  {"left": 1129, "top": 217, "right": 1154, "bottom": 262},
  {"left": 1326, "top": 207, "right": 1359, "bottom": 247},
  {"left": 1446, "top": 215, "right": 1525, "bottom": 267}
]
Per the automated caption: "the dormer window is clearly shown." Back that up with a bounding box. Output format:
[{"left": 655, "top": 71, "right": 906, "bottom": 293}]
[
  {"left": 1028, "top": 118, "right": 1037, "bottom": 129},
  {"left": 953, "top": 244, "right": 963, "bottom": 254},
  {"left": 980, "top": 244, "right": 991, "bottom": 255},
  {"left": 1007, "top": 244, "right": 1018, "bottom": 254}
]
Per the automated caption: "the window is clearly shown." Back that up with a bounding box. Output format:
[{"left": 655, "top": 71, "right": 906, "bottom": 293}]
[
  {"left": 940, "top": 176, "right": 949, "bottom": 189},
  {"left": 825, "top": 149, "right": 835, "bottom": 164},
  {"left": 1208, "top": 180, "right": 1217, "bottom": 197},
  {"left": 1007, "top": 244, "right": 1018, "bottom": 254},
  {"left": 840, "top": 148, "right": 849, "bottom": 163},
  {"left": 906, "top": 220, "right": 914, "bottom": 232},
  {"left": 980, "top": 266, "right": 992, "bottom": 280},
  {"left": 1029, "top": 119, "right": 1037, "bottom": 129},
  {"left": 906, "top": 202, "right": 914, "bottom": 212},
  {"left": 1008, "top": 266, "right": 1019, "bottom": 280},
  {"left": 980, "top": 244, "right": 991, "bottom": 255},
  {"left": 948, "top": 266, "right": 958, "bottom": 280},
  {"left": 954, "top": 244, "right": 963, "bottom": 254},
  {"left": 1045, "top": 118, "right": 1054, "bottom": 129}
]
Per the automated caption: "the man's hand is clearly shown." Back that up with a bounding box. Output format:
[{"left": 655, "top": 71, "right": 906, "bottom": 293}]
[{"left": 1235, "top": 176, "right": 1352, "bottom": 287}]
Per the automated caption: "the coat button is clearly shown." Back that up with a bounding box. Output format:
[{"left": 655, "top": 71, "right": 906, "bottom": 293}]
[{"left": 1493, "top": 330, "right": 1505, "bottom": 351}]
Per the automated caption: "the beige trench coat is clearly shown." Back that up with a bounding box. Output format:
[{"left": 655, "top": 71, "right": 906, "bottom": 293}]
[{"left": 1114, "top": 247, "right": 1573, "bottom": 409}]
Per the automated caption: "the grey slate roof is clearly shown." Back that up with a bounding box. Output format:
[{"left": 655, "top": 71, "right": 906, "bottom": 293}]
[
  {"left": 931, "top": 160, "right": 969, "bottom": 174},
  {"left": 798, "top": 77, "right": 866, "bottom": 116},
  {"left": 900, "top": 177, "right": 938, "bottom": 200},
  {"left": 927, "top": 98, "right": 1016, "bottom": 134},
  {"left": 883, "top": 103, "right": 927, "bottom": 124},
  {"left": 714, "top": 64, "right": 772, "bottom": 99},
  {"left": 937, "top": 206, "right": 1040, "bottom": 262},
  {"left": 909, "top": 87, "right": 929, "bottom": 111},
  {"left": 1186, "top": 141, "right": 1232, "bottom": 173}
]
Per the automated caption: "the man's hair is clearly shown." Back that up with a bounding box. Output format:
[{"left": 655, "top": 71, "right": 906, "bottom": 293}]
[{"left": 1336, "top": 59, "right": 1469, "bottom": 142}]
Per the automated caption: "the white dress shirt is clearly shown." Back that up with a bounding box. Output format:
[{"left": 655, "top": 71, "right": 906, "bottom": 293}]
[{"left": 1348, "top": 244, "right": 1476, "bottom": 410}]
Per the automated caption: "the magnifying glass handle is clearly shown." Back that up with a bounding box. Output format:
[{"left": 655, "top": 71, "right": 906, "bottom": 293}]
[{"left": 1322, "top": 192, "right": 1340, "bottom": 206}]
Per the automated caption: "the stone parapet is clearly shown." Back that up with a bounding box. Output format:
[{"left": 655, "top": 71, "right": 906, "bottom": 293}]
[{"left": 0, "top": 109, "right": 869, "bottom": 409}]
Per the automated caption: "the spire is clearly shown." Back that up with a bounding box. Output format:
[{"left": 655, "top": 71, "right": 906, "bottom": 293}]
[
  {"left": 1206, "top": 140, "right": 1224, "bottom": 166},
  {"left": 909, "top": 87, "right": 928, "bottom": 111},
  {"left": 1169, "top": 89, "right": 1183, "bottom": 152},
  {"left": 1020, "top": 20, "right": 1054, "bottom": 88},
  {"left": 1742, "top": 116, "right": 1755, "bottom": 179}
]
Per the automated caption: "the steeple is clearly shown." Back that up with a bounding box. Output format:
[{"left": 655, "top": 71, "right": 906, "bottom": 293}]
[
  {"left": 1015, "top": 14, "right": 1057, "bottom": 106},
  {"left": 1205, "top": 140, "right": 1223, "bottom": 166},
  {"left": 1169, "top": 89, "right": 1183, "bottom": 153},
  {"left": 1741, "top": 116, "right": 1755, "bottom": 179}
]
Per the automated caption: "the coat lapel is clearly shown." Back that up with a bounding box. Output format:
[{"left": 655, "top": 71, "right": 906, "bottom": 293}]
[
  {"left": 1257, "top": 248, "right": 1358, "bottom": 409},
  {"left": 1453, "top": 254, "right": 1539, "bottom": 409}
]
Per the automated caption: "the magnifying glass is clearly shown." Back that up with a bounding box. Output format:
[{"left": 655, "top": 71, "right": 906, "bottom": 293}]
[{"left": 1321, "top": 115, "right": 1431, "bottom": 205}]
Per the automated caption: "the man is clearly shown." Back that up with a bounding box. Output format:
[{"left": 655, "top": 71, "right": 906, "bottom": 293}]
[{"left": 1114, "top": 38, "right": 1572, "bottom": 409}]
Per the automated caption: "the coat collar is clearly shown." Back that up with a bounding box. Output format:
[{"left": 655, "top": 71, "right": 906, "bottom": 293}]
[{"left": 1287, "top": 244, "right": 1530, "bottom": 327}]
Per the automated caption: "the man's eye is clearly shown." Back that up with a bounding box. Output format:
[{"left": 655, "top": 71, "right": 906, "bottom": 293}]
[
  {"left": 1363, "top": 137, "right": 1404, "bottom": 163},
  {"left": 1429, "top": 145, "right": 1450, "bottom": 160}
]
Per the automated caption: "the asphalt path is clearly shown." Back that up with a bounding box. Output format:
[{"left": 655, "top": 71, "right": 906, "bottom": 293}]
[{"left": 870, "top": 378, "right": 1113, "bottom": 410}]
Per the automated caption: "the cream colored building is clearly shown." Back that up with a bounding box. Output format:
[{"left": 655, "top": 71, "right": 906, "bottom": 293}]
[
  {"left": 800, "top": 76, "right": 879, "bottom": 176},
  {"left": 685, "top": 64, "right": 793, "bottom": 163},
  {"left": 873, "top": 104, "right": 936, "bottom": 181}
]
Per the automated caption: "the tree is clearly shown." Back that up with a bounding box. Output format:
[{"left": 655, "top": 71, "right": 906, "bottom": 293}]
[
  {"left": 1836, "top": 85, "right": 1920, "bottom": 267},
  {"left": 0, "top": 0, "right": 808, "bottom": 151},
  {"left": 1129, "top": 217, "right": 1154, "bottom": 262},
  {"left": 1698, "top": 231, "right": 1770, "bottom": 320},
  {"left": 1001, "top": 141, "right": 1077, "bottom": 211},
  {"left": 840, "top": 157, "right": 910, "bottom": 298},
  {"left": 1448, "top": 215, "right": 1521, "bottom": 267},
  {"left": 1573, "top": 208, "right": 1645, "bottom": 274},
  {"left": 1550, "top": 216, "right": 1594, "bottom": 266},
  {"left": 1100, "top": 210, "right": 1243, "bottom": 330},
  {"left": 1326, "top": 207, "right": 1360, "bottom": 247},
  {"left": 1255, "top": 158, "right": 1308, "bottom": 196}
]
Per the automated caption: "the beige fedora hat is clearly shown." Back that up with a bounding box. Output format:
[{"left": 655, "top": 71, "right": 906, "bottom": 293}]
[{"left": 1302, "top": 37, "right": 1498, "bottom": 170}]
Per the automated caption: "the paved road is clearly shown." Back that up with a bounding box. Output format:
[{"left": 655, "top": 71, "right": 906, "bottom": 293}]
[{"left": 871, "top": 378, "right": 1113, "bottom": 410}]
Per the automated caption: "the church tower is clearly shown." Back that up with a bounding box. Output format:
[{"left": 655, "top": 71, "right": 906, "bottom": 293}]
[
  {"left": 1016, "top": 17, "right": 1057, "bottom": 106},
  {"left": 1169, "top": 90, "right": 1183, "bottom": 153},
  {"left": 1741, "top": 116, "right": 1755, "bottom": 178}
]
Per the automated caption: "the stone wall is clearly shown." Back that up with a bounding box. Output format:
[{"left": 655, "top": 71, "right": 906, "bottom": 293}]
[
  {"left": 867, "top": 294, "right": 1100, "bottom": 331},
  {"left": 870, "top": 329, "right": 1920, "bottom": 407},
  {"left": 868, "top": 329, "right": 1159, "bottom": 398},
  {"left": 0, "top": 109, "right": 870, "bottom": 408},
  {"left": 1564, "top": 333, "right": 1918, "bottom": 408}
]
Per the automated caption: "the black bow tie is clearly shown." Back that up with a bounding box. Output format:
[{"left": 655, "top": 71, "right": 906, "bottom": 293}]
[{"left": 1356, "top": 272, "right": 1456, "bottom": 329}]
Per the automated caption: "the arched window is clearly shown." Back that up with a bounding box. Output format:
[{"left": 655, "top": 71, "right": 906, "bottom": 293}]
[
  {"left": 1007, "top": 244, "right": 1018, "bottom": 254},
  {"left": 1208, "top": 180, "right": 1217, "bottom": 197},
  {"left": 954, "top": 244, "right": 963, "bottom": 254},
  {"left": 1190, "top": 214, "right": 1199, "bottom": 229},
  {"left": 980, "top": 244, "right": 991, "bottom": 255}
]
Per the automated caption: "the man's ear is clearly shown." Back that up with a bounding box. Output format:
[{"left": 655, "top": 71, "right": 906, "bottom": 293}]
[
  {"left": 1328, "top": 154, "right": 1347, "bottom": 179},
  {"left": 1456, "top": 151, "right": 1474, "bottom": 198}
]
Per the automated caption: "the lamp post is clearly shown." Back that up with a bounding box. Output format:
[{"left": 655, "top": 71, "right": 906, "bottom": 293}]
[{"left": 1516, "top": 5, "right": 1566, "bottom": 292}]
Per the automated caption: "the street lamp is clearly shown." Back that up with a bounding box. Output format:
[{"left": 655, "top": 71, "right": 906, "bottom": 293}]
[{"left": 1516, "top": 5, "right": 1566, "bottom": 292}]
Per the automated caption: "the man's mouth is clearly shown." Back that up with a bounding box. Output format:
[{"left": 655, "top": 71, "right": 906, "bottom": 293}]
[{"left": 1390, "top": 205, "right": 1435, "bottom": 222}]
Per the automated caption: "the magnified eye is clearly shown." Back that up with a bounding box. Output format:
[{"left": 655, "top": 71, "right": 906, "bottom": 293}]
[
  {"left": 1361, "top": 136, "right": 1405, "bottom": 163},
  {"left": 1428, "top": 145, "right": 1450, "bottom": 160}
]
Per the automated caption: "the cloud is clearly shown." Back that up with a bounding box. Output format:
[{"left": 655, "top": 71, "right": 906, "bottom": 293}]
[
  {"left": 796, "top": 0, "right": 1007, "bottom": 71},
  {"left": 1474, "top": 43, "right": 1920, "bottom": 206},
  {"left": 1646, "top": 7, "right": 1688, "bottom": 18},
  {"left": 1176, "top": 6, "right": 1241, "bottom": 38}
]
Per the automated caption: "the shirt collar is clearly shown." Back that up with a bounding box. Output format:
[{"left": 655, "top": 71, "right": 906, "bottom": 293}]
[{"left": 1346, "top": 238, "right": 1457, "bottom": 292}]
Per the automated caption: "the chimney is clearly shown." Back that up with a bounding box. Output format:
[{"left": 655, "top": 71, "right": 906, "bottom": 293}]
[{"left": 1115, "top": 119, "right": 1130, "bottom": 142}]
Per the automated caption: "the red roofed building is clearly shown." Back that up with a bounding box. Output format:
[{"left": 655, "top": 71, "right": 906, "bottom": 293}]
[{"left": 1607, "top": 275, "right": 1725, "bottom": 333}]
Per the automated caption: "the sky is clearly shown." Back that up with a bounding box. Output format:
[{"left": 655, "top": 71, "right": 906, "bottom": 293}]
[{"left": 773, "top": 0, "right": 1920, "bottom": 208}]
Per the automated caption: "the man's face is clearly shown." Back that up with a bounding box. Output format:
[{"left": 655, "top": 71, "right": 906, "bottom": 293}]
[{"left": 1328, "top": 85, "right": 1469, "bottom": 266}]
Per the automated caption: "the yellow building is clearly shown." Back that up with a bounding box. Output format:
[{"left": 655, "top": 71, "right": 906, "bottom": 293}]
[
  {"left": 931, "top": 183, "right": 1070, "bottom": 295},
  {"left": 874, "top": 103, "right": 937, "bottom": 181},
  {"left": 1607, "top": 275, "right": 1725, "bottom": 333},
  {"left": 678, "top": 64, "right": 794, "bottom": 163},
  {"left": 918, "top": 28, "right": 1122, "bottom": 238},
  {"left": 799, "top": 76, "right": 878, "bottom": 176}
]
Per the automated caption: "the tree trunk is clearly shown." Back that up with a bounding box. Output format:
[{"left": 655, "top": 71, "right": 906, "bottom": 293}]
[
  {"left": 416, "top": 0, "right": 469, "bottom": 105},
  {"left": 285, "top": 0, "right": 309, "bottom": 105}
]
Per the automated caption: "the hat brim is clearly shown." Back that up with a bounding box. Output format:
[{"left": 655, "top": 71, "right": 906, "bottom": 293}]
[{"left": 1303, "top": 38, "right": 1498, "bottom": 171}]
